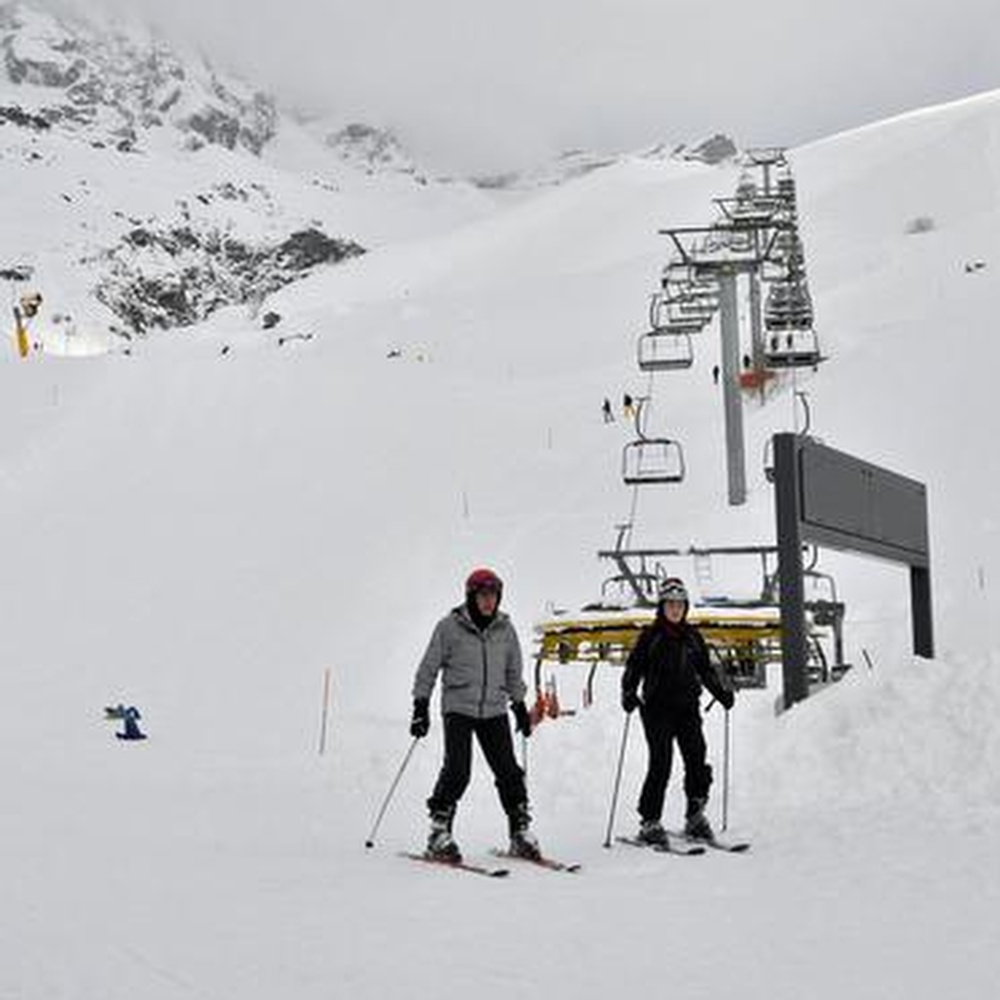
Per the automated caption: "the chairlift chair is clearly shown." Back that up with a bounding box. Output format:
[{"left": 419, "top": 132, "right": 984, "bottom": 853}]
[
  {"left": 649, "top": 295, "right": 708, "bottom": 333},
  {"left": 661, "top": 261, "right": 696, "bottom": 287},
  {"left": 667, "top": 279, "right": 719, "bottom": 303},
  {"left": 671, "top": 298, "right": 716, "bottom": 320},
  {"left": 764, "top": 280, "right": 814, "bottom": 331},
  {"left": 661, "top": 285, "right": 720, "bottom": 315},
  {"left": 760, "top": 258, "right": 791, "bottom": 284},
  {"left": 764, "top": 328, "right": 822, "bottom": 369},
  {"left": 660, "top": 291, "right": 717, "bottom": 320},
  {"left": 622, "top": 438, "right": 686, "bottom": 485},
  {"left": 728, "top": 187, "right": 779, "bottom": 227},
  {"left": 601, "top": 572, "right": 659, "bottom": 606},
  {"left": 637, "top": 331, "right": 694, "bottom": 372}
]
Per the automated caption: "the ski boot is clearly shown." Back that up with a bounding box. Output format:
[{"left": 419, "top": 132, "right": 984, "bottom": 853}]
[
  {"left": 508, "top": 803, "right": 541, "bottom": 860},
  {"left": 683, "top": 798, "right": 714, "bottom": 842},
  {"left": 426, "top": 807, "right": 461, "bottom": 862},
  {"left": 636, "top": 818, "right": 668, "bottom": 846}
]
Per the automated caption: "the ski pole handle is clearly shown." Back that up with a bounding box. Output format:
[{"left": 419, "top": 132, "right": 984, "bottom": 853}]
[
  {"left": 603, "top": 711, "right": 633, "bottom": 848},
  {"left": 365, "top": 736, "right": 420, "bottom": 848}
]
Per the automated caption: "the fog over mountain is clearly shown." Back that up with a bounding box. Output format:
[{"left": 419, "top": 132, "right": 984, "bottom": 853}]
[{"left": 54, "top": 0, "right": 1000, "bottom": 171}]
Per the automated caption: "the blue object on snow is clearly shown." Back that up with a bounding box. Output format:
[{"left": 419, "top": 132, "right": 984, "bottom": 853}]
[{"left": 116, "top": 705, "right": 147, "bottom": 741}]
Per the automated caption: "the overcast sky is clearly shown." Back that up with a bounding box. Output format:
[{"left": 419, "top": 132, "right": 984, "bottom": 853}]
[{"left": 72, "top": 0, "right": 1000, "bottom": 171}]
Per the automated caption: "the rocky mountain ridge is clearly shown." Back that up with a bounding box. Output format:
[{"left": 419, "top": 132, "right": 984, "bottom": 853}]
[{"left": 0, "top": 0, "right": 275, "bottom": 154}]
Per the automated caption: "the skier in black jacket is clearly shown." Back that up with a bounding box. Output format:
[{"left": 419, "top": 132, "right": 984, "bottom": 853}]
[{"left": 621, "top": 577, "right": 734, "bottom": 844}]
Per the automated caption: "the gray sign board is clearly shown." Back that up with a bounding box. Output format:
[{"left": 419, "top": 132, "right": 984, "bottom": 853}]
[
  {"left": 798, "top": 442, "right": 929, "bottom": 566},
  {"left": 773, "top": 434, "right": 933, "bottom": 708}
]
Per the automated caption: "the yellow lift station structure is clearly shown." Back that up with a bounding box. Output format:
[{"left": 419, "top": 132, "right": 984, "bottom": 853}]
[{"left": 532, "top": 604, "right": 834, "bottom": 716}]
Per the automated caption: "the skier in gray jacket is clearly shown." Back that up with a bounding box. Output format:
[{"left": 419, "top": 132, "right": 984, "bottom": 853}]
[{"left": 411, "top": 567, "right": 540, "bottom": 862}]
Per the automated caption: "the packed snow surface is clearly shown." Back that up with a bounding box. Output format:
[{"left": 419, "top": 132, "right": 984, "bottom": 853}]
[{"left": 2, "top": 87, "right": 1000, "bottom": 998}]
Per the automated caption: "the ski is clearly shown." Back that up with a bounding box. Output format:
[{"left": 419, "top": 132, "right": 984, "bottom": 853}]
[
  {"left": 696, "top": 838, "right": 751, "bottom": 854},
  {"left": 491, "top": 849, "right": 581, "bottom": 873},
  {"left": 615, "top": 835, "right": 706, "bottom": 856},
  {"left": 668, "top": 832, "right": 751, "bottom": 854},
  {"left": 400, "top": 851, "right": 510, "bottom": 877}
]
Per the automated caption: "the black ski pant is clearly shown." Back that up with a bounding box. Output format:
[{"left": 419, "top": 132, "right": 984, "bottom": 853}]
[
  {"left": 427, "top": 712, "right": 527, "bottom": 821},
  {"left": 637, "top": 702, "right": 712, "bottom": 822}
]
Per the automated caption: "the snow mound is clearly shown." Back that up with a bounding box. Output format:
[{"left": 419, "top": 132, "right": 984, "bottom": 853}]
[{"left": 752, "top": 652, "right": 1000, "bottom": 830}]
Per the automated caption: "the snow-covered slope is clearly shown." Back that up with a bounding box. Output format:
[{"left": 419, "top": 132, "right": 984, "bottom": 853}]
[{"left": 1, "top": 53, "right": 999, "bottom": 1000}]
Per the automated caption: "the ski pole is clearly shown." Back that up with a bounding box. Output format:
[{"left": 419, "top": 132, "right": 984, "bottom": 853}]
[
  {"left": 603, "top": 711, "right": 633, "bottom": 848},
  {"left": 721, "top": 707, "right": 731, "bottom": 832},
  {"left": 365, "top": 736, "right": 420, "bottom": 848}
]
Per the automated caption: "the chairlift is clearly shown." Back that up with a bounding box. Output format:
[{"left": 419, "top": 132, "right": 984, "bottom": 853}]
[
  {"left": 760, "top": 257, "right": 792, "bottom": 283},
  {"left": 731, "top": 207, "right": 776, "bottom": 228},
  {"left": 601, "top": 572, "right": 659, "bottom": 606},
  {"left": 649, "top": 294, "right": 708, "bottom": 333},
  {"left": 637, "top": 331, "right": 694, "bottom": 371},
  {"left": 659, "top": 292, "right": 716, "bottom": 322},
  {"left": 672, "top": 298, "right": 716, "bottom": 320},
  {"left": 664, "top": 278, "right": 719, "bottom": 303},
  {"left": 622, "top": 438, "right": 686, "bottom": 485},
  {"left": 776, "top": 174, "right": 797, "bottom": 204},
  {"left": 660, "top": 285, "right": 720, "bottom": 315},
  {"left": 804, "top": 569, "right": 838, "bottom": 605},
  {"left": 764, "top": 329, "right": 822, "bottom": 369},
  {"left": 661, "top": 261, "right": 696, "bottom": 287},
  {"left": 764, "top": 279, "right": 814, "bottom": 331},
  {"left": 723, "top": 188, "right": 779, "bottom": 228}
]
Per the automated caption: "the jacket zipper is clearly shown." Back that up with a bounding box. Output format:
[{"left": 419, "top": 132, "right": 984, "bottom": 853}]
[{"left": 478, "top": 630, "right": 488, "bottom": 717}]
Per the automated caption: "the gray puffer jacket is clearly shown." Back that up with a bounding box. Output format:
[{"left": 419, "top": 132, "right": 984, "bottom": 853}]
[{"left": 413, "top": 605, "right": 526, "bottom": 718}]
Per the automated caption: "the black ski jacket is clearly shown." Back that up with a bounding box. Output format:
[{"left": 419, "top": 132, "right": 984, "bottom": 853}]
[{"left": 622, "top": 619, "right": 727, "bottom": 711}]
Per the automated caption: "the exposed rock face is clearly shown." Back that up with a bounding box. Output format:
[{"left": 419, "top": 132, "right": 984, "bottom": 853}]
[
  {"left": 677, "top": 134, "right": 738, "bottom": 165},
  {"left": 325, "top": 122, "right": 423, "bottom": 178},
  {"left": 0, "top": 1, "right": 277, "bottom": 154},
  {"left": 93, "top": 221, "right": 365, "bottom": 334}
]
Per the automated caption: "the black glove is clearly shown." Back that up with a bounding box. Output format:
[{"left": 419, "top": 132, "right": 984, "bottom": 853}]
[
  {"left": 621, "top": 689, "right": 640, "bottom": 714},
  {"left": 512, "top": 701, "right": 532, "bottom": 737},
  {"left": 718, "top": 688, "right": 735, "bottom": 711},
  {"left": 410, "top": 698, "right": 430, "bottom": 738}
]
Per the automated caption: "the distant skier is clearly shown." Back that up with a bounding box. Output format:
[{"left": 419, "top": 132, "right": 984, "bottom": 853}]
[
  {"left": 622, "top": 393, "right": 635, "bottom": 420},
  {"left": 620, "top": 577, "right": 734, "bottom": 845},
  {"left": 410, "top": 568, "right": 539, "bottom": 862},
  {"left": 602, "top": 397, "right": 614, "bottom": 423}
]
